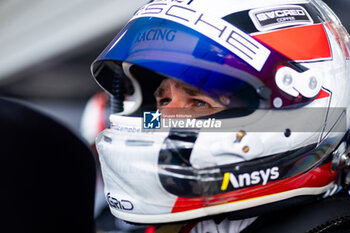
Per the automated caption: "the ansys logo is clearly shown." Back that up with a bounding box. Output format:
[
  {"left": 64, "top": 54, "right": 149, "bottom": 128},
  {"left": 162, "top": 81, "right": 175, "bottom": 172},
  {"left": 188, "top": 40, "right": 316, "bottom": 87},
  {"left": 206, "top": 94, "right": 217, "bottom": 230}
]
[
  {"left": 221, "top": 167, "right": 279, "bottom": 191},
  {"left": 143, "top": 110, "right": 161, "bottom": 129}
]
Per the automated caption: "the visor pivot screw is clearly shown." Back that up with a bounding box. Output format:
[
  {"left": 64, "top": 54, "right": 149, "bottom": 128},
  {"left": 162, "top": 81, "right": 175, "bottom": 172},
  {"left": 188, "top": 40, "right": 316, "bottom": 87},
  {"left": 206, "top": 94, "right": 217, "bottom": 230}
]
[
  {"left": 284, "top": 128, "right": 291, "bottom": 137},
  {"left": 283, "top": 73, "right": 293, "bottom": 86},
  {"left": 243, "top": 146, "right": 250, "bottom": 153},
  {"left": 309, "top": 76, "right": 318, "bottom": 90},
  {"left": 273, "top": 97, "right": 283, "bottom": 108},
  {"left": 235, "top": 130, "right": 246, "bottom": 143},
  {"left": 220, "top": 96, "right": 231, "bottom": 105}
]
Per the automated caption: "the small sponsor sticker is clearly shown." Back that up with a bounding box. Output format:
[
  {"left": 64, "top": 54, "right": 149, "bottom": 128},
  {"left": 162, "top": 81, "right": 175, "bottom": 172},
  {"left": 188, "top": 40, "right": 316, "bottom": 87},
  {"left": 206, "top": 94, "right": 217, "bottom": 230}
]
[
  {"left": 106, "top": 192, "right": 134, "bottom": 211},
  {"left": 249, "top": 5, "right": 313, "bottom": 32}
]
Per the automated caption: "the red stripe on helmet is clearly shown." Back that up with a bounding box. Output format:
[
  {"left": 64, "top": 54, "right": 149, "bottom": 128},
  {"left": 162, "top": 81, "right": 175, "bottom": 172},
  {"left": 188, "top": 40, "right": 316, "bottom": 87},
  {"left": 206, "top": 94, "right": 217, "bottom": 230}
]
[
  {"left": 253, "top": 24, "right": 331, "bottom": 61},
  {"left": 171, "top": 162, "right": 335, "bottom": 213},
  {"left": 316, "top": 89, "right": 331, "bottom": 100}
]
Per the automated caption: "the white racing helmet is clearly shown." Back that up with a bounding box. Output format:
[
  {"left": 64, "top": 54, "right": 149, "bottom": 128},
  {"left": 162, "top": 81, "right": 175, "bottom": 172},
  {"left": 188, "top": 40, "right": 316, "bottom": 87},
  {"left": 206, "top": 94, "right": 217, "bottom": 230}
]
[{"left": 91, "top": 0, "right": 350, "bottom": 224}]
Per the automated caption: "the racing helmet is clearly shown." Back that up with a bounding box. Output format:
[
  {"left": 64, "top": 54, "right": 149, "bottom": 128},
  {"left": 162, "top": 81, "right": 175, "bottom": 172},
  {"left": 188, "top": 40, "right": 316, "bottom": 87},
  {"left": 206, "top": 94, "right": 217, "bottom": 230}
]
[{"left": 91, "top": 0, "right": 350, "bottom": 224}]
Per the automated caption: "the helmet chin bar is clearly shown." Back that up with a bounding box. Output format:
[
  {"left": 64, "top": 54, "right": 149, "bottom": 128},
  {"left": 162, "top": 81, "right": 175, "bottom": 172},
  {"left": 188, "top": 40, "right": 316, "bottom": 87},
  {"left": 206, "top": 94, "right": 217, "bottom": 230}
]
[{"left": 158, "top": 129, "right": 340, "bottom": 199}]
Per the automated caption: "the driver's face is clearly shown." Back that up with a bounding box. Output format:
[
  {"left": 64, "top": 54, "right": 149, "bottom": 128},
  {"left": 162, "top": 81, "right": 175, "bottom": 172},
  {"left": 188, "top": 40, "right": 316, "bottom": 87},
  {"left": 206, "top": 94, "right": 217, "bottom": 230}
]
[{"left": 154, "top": 78, "right": 225, "bottom": 117}]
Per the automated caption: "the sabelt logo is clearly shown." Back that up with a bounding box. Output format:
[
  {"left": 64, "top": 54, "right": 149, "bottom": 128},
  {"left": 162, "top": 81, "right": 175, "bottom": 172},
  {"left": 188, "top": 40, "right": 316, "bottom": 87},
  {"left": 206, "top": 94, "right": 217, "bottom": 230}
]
[
  {"left": 249, "top": 5, "right": 313, "bottom": 31},
  {"left": 221, "top": 167, "right": 279, "bottom": 191}
]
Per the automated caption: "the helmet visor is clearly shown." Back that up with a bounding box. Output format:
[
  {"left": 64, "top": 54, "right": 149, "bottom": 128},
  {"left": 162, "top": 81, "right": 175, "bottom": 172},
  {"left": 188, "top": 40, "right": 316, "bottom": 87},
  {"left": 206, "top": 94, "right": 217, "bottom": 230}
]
[{"left": 92, "top": 16, "right": 304, "bottom": 111}]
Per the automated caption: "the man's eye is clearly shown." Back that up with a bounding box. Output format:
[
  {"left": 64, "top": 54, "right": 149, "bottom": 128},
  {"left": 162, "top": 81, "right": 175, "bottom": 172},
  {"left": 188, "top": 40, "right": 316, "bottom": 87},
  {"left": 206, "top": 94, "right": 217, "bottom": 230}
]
[
  {"left": 159, "top": 98, "right": 171, "bottom": 106},
  {"left": 193, "top": 99, "right": 210, "bottom": 107}
]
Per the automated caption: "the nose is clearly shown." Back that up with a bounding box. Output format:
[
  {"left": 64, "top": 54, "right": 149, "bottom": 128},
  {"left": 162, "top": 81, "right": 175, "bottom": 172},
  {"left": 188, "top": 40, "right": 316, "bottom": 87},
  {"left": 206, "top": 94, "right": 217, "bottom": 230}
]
[
  {"left": 162, "top": 85, "right": 188, "bottom": 108},
  {"left": 159, "top": 91, "right": 188, "bottom": 117}
]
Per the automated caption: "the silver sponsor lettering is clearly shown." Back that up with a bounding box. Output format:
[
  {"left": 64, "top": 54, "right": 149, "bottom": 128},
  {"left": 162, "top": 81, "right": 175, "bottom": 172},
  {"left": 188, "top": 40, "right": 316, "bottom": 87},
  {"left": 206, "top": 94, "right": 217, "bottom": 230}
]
[
  {"left": 250, "top": 5, "right": 313, "bottom": 32},
  {"left": 106, "top": 192, "right": 134, "bottom": 211}
]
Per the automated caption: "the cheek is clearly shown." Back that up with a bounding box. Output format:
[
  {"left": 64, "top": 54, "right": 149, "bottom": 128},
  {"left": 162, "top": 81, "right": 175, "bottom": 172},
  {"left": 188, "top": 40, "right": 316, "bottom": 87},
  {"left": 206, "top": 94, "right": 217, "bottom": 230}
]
[
  {"left": 211, "top": 102, "right": 225, "bottom": 108},
  {"left": 159, "top": 108, "right": 179, "bottom": 117}
]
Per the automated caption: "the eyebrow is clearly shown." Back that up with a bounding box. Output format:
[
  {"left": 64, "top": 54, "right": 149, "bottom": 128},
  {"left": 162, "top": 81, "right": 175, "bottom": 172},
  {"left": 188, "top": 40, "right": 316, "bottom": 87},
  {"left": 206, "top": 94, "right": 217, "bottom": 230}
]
[
  {"left": 174, "top": 81, "right": 202, "bottom": 96},
  {"left": 154, "top": 86, "right": 164, "bottom": 98},
  {"left": 154, "top": 80, "right": 202, "bottom": 98},
  {"left": 181, "top": 86, "right": 200, "bottom": 96},
  {"left": 154, "top": 80, "right": 170, "bottom": 98}
]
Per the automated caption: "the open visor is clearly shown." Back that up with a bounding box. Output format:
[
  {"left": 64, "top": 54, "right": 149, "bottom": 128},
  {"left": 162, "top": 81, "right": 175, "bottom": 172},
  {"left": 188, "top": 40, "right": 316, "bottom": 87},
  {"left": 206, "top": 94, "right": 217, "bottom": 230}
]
[{"left": 91, "top": 16, "right": 317, "bottom": 111}]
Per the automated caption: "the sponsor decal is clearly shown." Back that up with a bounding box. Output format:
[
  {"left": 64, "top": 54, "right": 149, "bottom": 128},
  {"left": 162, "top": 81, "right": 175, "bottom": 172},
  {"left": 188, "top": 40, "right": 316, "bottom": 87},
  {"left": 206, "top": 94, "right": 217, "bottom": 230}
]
[
  {"left": 136, "top": 28, "right": 177, "bottom": 42},
  {"left": 221, "top": 167, "right": 279, "bottom": 190},
  {"left": 249, "top": 5, "right": 313, "bottom": 32},
  {"left": 106, "top": 192, "right": 134, "bottom": 211},
  {"left": 131, "top": 2, "right": 270, "bottom": 71},
  {"left": 112, "top": 125, "right": 142, "bottom": 133}
]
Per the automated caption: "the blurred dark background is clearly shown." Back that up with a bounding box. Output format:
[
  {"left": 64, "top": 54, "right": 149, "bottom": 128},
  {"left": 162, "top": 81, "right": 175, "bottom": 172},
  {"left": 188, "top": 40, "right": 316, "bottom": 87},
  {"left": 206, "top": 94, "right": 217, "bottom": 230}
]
[
  {"left": 0, "top": 0, "right": 347, "bottom": 134},
  {"left": 0, "top": 0, "right": 148, "bottom": 134}
]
